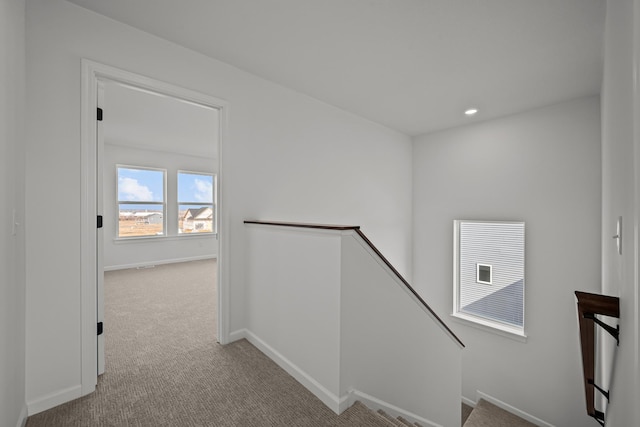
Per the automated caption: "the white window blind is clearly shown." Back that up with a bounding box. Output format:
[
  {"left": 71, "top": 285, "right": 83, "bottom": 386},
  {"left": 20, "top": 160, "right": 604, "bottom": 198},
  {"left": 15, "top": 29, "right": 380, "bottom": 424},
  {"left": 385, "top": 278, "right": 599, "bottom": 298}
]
[{"left": 455, "top": 221, "right": 525, "bottom": 331}]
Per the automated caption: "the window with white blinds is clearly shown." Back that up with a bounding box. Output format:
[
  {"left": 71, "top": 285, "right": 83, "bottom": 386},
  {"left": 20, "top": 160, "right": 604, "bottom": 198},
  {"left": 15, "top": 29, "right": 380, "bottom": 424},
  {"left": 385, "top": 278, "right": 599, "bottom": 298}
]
[{"left": 453, "top": 220, "right": 525, "bottom": 335}]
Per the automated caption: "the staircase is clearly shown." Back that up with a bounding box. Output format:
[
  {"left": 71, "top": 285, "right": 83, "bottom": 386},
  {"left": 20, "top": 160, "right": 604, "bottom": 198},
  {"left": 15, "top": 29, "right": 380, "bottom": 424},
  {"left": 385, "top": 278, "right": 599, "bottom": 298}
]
[
  {"left": 375, "top": 409, "right": 421, "bottom": 427},
  {"left": 347, "top": 399, "right": 536, "bottom": 427},
  {"left": 245, "top": 221, "right": 464, "bottom": 426},
  {"left": 341, "top": 402, "right": 423, "bottom": 426},
  {"left": 245, "top": 222, "right": 539, "bottom": 427}
]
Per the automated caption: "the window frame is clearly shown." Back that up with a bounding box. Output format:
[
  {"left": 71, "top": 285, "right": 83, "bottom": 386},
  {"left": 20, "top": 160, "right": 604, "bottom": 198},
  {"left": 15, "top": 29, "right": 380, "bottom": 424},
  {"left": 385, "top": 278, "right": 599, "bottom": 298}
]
[
  {"left": 116, "top": 165, "right": 167, "bottom": 239},
  {"left": 476, "top": 263, "right": 493, "bottom": 285},
  {"left": 452, "top": 220, "right": 527, "bottom": 340},
  {"left": 177, "top": 170, "right": 217, "bottom": 236}
]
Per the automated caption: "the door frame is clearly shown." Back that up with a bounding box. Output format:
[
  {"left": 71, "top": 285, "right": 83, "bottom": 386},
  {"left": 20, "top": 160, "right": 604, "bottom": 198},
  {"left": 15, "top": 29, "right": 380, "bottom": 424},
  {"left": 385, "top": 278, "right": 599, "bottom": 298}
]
[{"left": 80, "top": 59, "right": 230, "bottom": 395}]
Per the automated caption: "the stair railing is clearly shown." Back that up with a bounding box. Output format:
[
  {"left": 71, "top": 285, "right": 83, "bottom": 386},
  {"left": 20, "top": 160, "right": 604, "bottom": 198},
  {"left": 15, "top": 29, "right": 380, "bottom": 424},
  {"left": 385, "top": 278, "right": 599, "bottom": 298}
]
[
  {"left": 574, "top": 291, "right": 620, "bottom": 426},
  {"left": 244, "top": 220, "right": 464, "bottom": 348}
]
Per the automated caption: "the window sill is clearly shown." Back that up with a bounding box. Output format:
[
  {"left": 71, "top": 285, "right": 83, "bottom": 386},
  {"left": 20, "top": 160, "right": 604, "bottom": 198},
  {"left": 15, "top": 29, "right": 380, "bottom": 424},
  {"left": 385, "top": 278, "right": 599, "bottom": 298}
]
[
  {"left": 450, "top": 312, "right": 527, "bottom": 343},
  {"left": 113, "top": 233, "right": 217, "bottom": 243},
  {"left": 177, "top": 232, "right": 217, "bottom": 238}
]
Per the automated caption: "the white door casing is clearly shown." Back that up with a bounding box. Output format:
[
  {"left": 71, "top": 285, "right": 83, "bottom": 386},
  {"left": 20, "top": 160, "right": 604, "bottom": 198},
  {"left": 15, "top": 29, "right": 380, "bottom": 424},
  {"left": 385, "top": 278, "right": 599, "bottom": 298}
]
[
  {"left": 80, "top": 59, "right": 229, "bottom": 395},
  {"left": 97, "top": 80, "right": 105, "bottom": 376}
]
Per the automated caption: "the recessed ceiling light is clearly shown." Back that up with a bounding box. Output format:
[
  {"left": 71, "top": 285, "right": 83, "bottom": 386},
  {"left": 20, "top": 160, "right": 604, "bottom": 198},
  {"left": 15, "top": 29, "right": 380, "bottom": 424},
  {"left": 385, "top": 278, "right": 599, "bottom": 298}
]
[{"left": 465, "top": 108, "right": 479, "bottom": 116}]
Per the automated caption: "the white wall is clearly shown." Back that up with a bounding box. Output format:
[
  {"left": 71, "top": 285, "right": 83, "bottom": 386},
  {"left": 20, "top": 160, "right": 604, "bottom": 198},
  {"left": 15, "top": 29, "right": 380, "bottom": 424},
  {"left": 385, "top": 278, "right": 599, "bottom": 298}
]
[
  {"left": 341, "top": 233, "right": 461, "bottom": 427},
  {"left": 103, "top": 144, "right": 217, "bottom": 270},
  {"left": 412, "top": 97, "right": 601, "bottom": 426},
  {"left": 244, "top": 224, "right": 462, "bottom": 426},
  {"left": 25, "top": 0, "right": 413, "bottom": 411},
  {"left": 244, "top": 225, "right": 343, "bottom": 408},
  {"left": 600, "top": 0, "right": 640, "bottom": 425},
  {"left": 0, "top": 0, "right": 27, "bottom": 426}
]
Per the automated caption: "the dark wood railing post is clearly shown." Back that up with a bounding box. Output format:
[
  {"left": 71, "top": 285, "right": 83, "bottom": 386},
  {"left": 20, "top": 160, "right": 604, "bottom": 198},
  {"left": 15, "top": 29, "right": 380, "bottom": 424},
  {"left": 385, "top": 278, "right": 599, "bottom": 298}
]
[{"left": 575, "top": 291, "right": 620, "bottom": 426}]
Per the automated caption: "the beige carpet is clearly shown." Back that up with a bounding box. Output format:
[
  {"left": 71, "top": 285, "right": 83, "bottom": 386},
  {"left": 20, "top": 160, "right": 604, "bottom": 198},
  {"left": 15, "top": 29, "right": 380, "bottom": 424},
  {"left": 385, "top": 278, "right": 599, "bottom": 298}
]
[
  {"left": 462, "top": 403, "right": 473, "bottom": 424},
  {"left": 25, "top": 259, "right": 392, "bottom": 427},
  {"left": 463, "top": 399, "right": 536, "bottom": 427}
]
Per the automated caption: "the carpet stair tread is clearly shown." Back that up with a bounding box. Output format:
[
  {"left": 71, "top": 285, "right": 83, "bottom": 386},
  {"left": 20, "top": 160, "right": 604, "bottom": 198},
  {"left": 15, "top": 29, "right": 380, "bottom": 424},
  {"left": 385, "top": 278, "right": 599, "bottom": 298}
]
[
  {"left": 340, "top": 401, "right": 398, "bottom": 427},
  {"left": 396, "top": 415, "right": 415, "bottom": 426},
  {"left": 463, "top": 399, "right": 537, "bottom": 427},
  {"left": 377, "top": 409, "right": 412, "bottom": 427}
]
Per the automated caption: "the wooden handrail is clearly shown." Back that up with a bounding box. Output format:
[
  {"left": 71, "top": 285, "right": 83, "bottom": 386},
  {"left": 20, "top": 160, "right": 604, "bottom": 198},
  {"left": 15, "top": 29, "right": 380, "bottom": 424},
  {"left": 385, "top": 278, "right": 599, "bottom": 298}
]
[
  {"left": 245, "top": 220, "right": 464, "bottom": 348},
  {"left": 244, "top": 220, "right": 359, "bottom": 231},
  {"left": 575, "top": 291, "right": 620, "bottom": 425}
]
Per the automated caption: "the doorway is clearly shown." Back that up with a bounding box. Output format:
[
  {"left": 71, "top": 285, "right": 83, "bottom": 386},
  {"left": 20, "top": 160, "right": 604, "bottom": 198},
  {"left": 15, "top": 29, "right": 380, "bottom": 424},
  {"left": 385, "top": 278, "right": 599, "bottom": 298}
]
[{"left": 80, "top": 60, "right": 229, "bottom": 396}]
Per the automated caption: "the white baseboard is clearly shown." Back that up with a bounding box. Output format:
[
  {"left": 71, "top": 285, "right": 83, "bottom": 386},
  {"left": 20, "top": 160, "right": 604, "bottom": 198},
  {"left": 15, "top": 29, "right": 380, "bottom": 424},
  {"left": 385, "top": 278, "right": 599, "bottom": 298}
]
[
  {"left": 227, "top": 328, "right": 247, "bottom": 343},
  {"left": 104, "top": 255, "right": 216, "bottom": 271},
  {"left": 347, "top": 390, "right": 442, "bottom": 427},
  {"left": 27, "top": 385, "right": 82, "bottom": 416},
  {"left": 476, "top": 391, "right": 555, "bottom": 427},
  {"left": 461, "top": 395, "right": 476, "bottom": 408},
  {"left": 17, "top": 404, "right": 27, "bottom": 427},
  {"left": 243, "top": 329, "right": 342, "bottom": 414},
  {"left": 234, "top": 330, "right": 445, "bottom": 426}
]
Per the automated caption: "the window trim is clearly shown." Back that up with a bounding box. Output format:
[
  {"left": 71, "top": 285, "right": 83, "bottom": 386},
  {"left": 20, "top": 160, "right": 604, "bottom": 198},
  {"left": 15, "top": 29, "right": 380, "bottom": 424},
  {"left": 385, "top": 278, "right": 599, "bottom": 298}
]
[
  {"left": 450, "top": 312, "right": 527, "bottom": 342},
  {"left": 116, "top": 165, "right": 167, "bottom": 239},
  {"left": 476, "top": 263, "right": 493, "bottom": 285},
  {"left": 177, "top": 170, "right": 217, "bottom": 236},
  {"left": 452, "top": 220, "right": 526, "bottom": 339}
]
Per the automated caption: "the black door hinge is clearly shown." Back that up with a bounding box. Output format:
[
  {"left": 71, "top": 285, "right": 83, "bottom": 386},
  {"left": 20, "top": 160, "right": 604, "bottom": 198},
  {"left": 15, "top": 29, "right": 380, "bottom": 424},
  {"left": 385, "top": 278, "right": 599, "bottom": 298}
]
[
  {"left": 97, "top": 322, "right": 103, "bottom": 336},
  {"left": 97, "top": 108, "right": 103, "bottom": 121},
  {"left": 97, "top": 215, "right": 103, "bottom": 229}
]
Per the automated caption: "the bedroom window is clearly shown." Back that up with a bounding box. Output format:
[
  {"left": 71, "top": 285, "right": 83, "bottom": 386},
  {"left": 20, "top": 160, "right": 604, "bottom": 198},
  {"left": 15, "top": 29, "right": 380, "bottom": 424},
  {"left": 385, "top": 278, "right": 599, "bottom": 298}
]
[
  {"left": 453, "top": 220, "right": 525, "bottom": 337},
  {"left": 177, "top": 171, "right": 216, "bottom": 234},
  {"left": 117, "top": 166, "right": 166, "bottom": 238}
]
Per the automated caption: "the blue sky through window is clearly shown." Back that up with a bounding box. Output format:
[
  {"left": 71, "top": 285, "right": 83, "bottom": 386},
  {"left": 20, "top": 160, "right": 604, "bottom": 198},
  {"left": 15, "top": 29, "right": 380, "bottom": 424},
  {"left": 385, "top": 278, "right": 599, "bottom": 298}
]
[
  {"left": 178, "top": 172, "right": 213, "bottom": 203},
  {"left": 117, "top": 167, "right": 164, "bottom": 202}
]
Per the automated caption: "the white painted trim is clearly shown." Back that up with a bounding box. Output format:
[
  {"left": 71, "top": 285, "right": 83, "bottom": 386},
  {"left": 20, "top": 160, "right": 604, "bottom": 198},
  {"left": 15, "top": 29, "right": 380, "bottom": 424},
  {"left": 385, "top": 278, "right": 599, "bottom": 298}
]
[
  {"left": 243, "top": 329, "right": 342, "bottom": 414},
  {"left": 476, "top": 263, "right": 493, "bottom": 285},
  {"left": 336, "top": 392, "right": 353, "bottom": 414},
  {"left": 80, "top": 59, "right": 231, "bottom": 397},
  {"left": 27, "top": 385, "right": 82, "bottom": 416},
  {"left": 452, "top": 220, "right": 526, "bottom": 339},
  {"left": 232, "top": 333, "right": 444, "bottom": 427},
  {"left": 346, "top": 390, "right": 442, "bottom": 427},
  {"left": 112, "top": 233, "right": 217, "bottom": 243},
  {"left": 104, "top": 255, "right": 217, "bottom": 271},
  {"left": 216, "top": 93, "right": 230, "bottom": 345},
  {"left": 450, "top": 312, "right": 527, "bottom": 342},
  {"left": 476, "top": 391, "right": 555, "bottom": 427},
  {"left": 80, "top": 58, "right": 98, "bottom": 397},
  {"left": 16, "top": 404, "right": 27, "bottom": 427},
  {"left": 115, "top": 164, "right": 167, "bottom": 238},
  {"left": 633, "top": 0, "right": 640, "bottom": 404},
  {"left": 227, "top": 328, "right": 247, "bottom": 343},
  {"left": 461, "top": 395, "right": 476, "bottom": 408},
  {"left": 97, "top": 80, "right": 105, "bottom": 376},
  {"left": 453, "top": 221, "right": 461, "bottom": 327}
]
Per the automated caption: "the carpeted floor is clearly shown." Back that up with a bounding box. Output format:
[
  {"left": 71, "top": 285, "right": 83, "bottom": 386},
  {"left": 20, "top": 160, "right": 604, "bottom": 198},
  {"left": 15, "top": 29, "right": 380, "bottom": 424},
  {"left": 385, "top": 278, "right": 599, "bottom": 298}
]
[{"left": 25, "top": 259, "right": 389, "bottom": 427}]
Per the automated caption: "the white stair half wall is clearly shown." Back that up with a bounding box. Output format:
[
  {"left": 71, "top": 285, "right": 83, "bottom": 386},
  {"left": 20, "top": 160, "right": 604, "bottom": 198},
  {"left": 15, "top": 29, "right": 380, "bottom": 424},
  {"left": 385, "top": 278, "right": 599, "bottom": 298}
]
[{"left": 243, "top": 222, "right": 463, "bottom": 427}]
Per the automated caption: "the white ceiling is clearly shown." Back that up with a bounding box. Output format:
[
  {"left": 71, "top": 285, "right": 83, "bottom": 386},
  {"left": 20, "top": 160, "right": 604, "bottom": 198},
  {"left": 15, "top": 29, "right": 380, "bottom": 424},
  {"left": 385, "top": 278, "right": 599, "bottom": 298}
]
[
  {"left": 104, "top": 81, "right": 219, "bottom": 158},
  {"left": 70, "top": 0, "right": 605, "bottom": 136}
]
